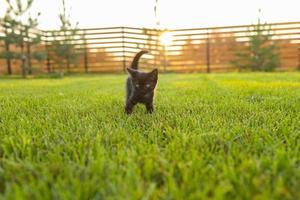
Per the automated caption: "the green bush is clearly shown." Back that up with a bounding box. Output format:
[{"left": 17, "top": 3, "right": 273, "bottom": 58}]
[{"left": 231, "top": 21, "right": 280, "bottom": 72}]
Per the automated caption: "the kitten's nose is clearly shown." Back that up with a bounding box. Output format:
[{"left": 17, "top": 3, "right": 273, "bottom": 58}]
[{"left": 141, "top": 88, "right": 148, "bottom": 94}]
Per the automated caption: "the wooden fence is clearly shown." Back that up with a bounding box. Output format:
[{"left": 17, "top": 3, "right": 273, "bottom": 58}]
[{"left": 1, "top": 21, "right": 300, "bottom": 74}]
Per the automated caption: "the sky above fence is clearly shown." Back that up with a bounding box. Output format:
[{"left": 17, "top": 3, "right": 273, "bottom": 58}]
[{"left": 0, "top": 0, "right": 299, "bottom": 29}]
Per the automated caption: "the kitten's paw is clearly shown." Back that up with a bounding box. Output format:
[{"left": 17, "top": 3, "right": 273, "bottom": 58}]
[
  {"left": 146, "top": 108, "right": 154, "bottom": 114},
  {"left": 146, "top": 104, "right": 154, "bottom": 114},
  {"left": 125, "top": 108, "right": 133, "bottom": 115}
]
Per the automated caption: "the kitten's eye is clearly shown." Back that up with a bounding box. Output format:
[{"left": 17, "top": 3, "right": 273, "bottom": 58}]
[{"left": 146, "top": 84, "right": 151, "bottom": 88}]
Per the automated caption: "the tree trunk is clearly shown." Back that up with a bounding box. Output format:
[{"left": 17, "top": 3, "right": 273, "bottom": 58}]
[
  {"left": 26, "top": 42, "right": 32, "bottom": 74},
  {"left": 26, "top": 31, "right": 32, "bottom": 74},
  {"left": 21, "top": 39, "right": 27, "bottom": 78},
  {"left": 66, "top": 55, "right": 70, "bottom": 73},
  {"left": 5, "top": 41, "right": 12, "bottom": 75},
  {"left": 60, "top": 66, "right": 64, "bottom": 78}
]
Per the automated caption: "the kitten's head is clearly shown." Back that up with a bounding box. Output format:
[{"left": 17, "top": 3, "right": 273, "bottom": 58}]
[{"left": 127, "top": 68, "right": 158, "bottom": 94}]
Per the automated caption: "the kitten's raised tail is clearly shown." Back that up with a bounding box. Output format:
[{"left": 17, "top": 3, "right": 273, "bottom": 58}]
[{"left": 130, "top": 50, "right": 148, "bottom": 69}]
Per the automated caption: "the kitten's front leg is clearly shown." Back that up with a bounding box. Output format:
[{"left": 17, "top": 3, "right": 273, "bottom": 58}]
[
  {"left": 146, "top": 102, "right": 154, "bottom": 114},
  {"left": 125, "top": 99, "right": 136, "bottom": 114}
]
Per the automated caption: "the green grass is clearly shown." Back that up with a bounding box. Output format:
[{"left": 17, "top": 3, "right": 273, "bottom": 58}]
[{"left": 0, "top": 73, "right": 299, "bottom": 200}]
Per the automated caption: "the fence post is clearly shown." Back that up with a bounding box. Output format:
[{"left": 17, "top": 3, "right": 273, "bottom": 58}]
[
  {"left": 83, "top": 30, "right": 89, "bottom": 73},
  {"left": 44, "top": 31, "right": 51, "bottom": 73},
  {"left": 122, "top": 27, "right": 126, "bottom": 73},
  {"left": 46, "top": 50, "right": 51, "bottom": 73},
  {"left": 26, "top": 41, "right": 32, "bottom": 74},
  {"left": 298, "top": 41, "right": 300, "bottom": 70},
  {"left": 163, "top": 45, "right": 167, "bottom": 72},
  {"left": 154, "top": 29, "right": 159, "bottom": 70},
  {"left": 206, "top": 29, "right": 211, "bottom": 73}
]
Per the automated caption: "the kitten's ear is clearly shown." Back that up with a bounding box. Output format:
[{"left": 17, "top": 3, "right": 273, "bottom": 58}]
[
  {"left": 127, "top": 68, "right": 138, "bottom": 77},
  {"left": 150, "top": 68, "right": 158, "bottom": 77}
]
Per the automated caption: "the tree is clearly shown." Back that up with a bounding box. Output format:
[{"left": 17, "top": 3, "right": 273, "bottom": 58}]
[
  {"left": 0, "top": 6, "right": 21, "bottom": 74},
  {"left": 49, "top": 0, "right": 81, "bottom": 77},
  {"left": 7, "top": 0, "right": 33, "bottom": 78},
  {"left": 22, "top": 14, "right": 46, "bottom": 75},
  {"left": 231, "top": 19, "right": 280, "bottom": 72},
  {"left": 0, "top": 0, "right": 45, "bottom": 77}
]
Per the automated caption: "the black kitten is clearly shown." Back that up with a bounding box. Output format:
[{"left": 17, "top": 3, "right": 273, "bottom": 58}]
[{"left": 125, "top": 50, "right": 158, "bottom": 114}]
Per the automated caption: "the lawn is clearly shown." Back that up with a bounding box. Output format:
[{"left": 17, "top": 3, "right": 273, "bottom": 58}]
[{"left": 0, "top": 73, "right": 299, "bottom": 199}]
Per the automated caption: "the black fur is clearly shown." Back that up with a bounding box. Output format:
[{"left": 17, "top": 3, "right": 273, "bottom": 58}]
[{"left": 125, "top": 51, "right": 158, "bottom": 114}]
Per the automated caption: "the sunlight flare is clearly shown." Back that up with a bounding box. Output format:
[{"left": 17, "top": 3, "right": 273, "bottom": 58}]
[{"left": 160, "top": 31, "right": 173, "bottom": 46}]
